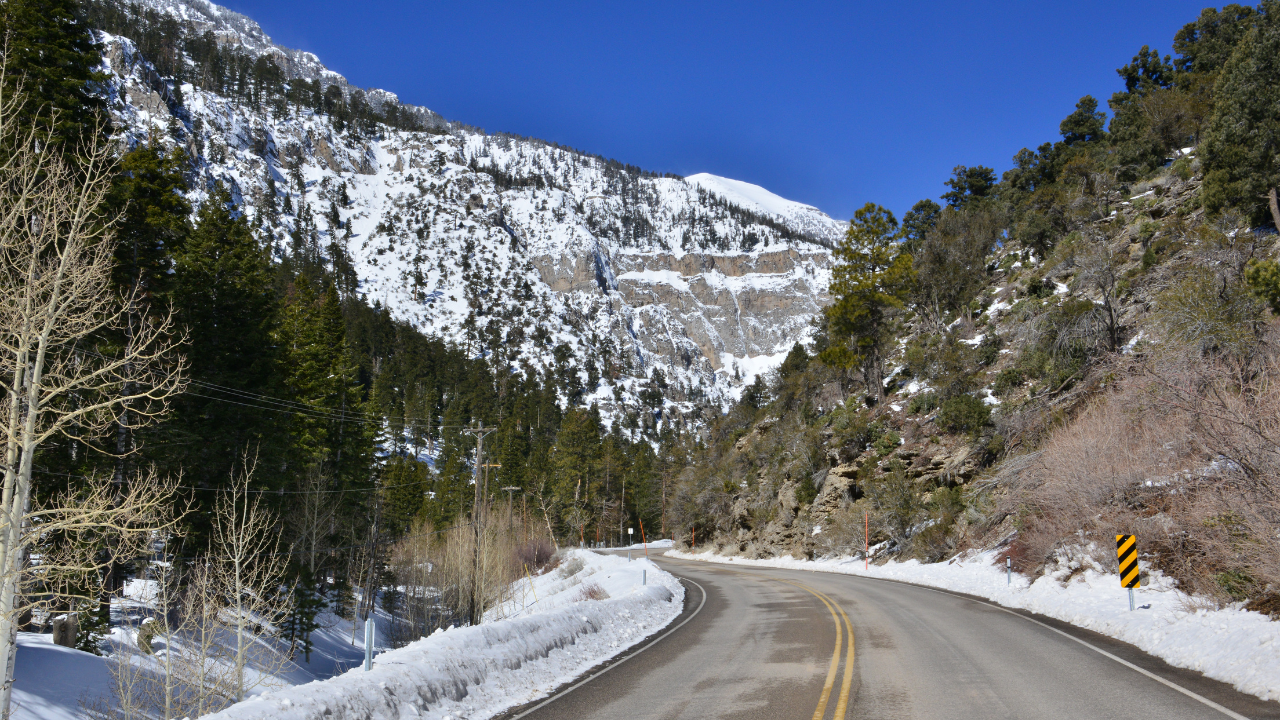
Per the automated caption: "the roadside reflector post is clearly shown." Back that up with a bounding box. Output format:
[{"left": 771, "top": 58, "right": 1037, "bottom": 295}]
[
  {"left": 363, "top": 615, "right": 374, "bottom": 671},
  {"left": 643, "top": 569, "right": 647, "bottom": 586},
  {"left": 1007, "top": 557, "right": 1012, "bottom": 586},
  {"left": 628, "top": 527, "right": 634, "bottom": 561},
  {"left": 864, "top": 512, "right": 869, "bottom": 571},
  {"left": 1116, "top": 534, "right": 1141, "bottom": 611}
]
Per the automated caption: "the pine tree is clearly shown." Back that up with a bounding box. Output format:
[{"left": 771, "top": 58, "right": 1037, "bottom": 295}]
[
  {"left": 940, "top": 166, "right": 996, "bottom": 209},
  {"left": 1202, "top": 20, "right": 1280, "bottom": 229},
  {"left": 820, "top": 203, "right": 915, "bottom": 405},
  {"left": 901, "top": 199, "right": 941, "bottom": 254},
  {"left": 0, "top": 0, "right": 106, "bottom": 150},
  {"left": 104, "top": 145, "right": 191, "bottom": 300},
  {"left": 166, "top": 185, "right": 287, "bottom": 504},
  {"left": 279, "top": 279, "right": 373, "bottom": 486},
  {"left": 1059, "top": 96, "right": 1107, "bottom": 145}
]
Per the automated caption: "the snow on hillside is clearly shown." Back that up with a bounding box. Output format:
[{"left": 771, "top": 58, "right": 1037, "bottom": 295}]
[
  {"left": 686, "top": 173, "right": 844, "bottom": 245},
  {"left": 668, "top": 547, "right": 1280, "bottom": 702},
  {"left": 95, "top": 0, "right": 845, "bottom": 432}
]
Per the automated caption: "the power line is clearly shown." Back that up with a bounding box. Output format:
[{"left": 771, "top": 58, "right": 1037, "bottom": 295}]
[{"left": 33, "top": 468, "right": 443, "bottom": 495}]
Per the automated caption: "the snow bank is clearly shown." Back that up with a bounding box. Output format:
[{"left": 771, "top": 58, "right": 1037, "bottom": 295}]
[
  {"left": 11, "top": 633, "right": 114, "bottom": 720},
  {"left": 204, "top": 551, "right": 683, "bottom": 720},
  {"left": 667, "top": 547, "right": 1280, "bottom": 701}
]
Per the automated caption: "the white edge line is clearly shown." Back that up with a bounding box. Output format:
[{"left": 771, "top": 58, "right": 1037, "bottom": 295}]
[
  {"left": 959, "top": 592, "right": 1252, "bottom": 720},
  {"left": 675, "top": 555, "right": 1252, "bottom": 720},
  {"left": 507, "top": 577, "right": 708, "bottom": 719}
]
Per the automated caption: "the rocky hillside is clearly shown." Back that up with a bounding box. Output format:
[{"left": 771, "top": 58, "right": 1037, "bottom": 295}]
[
  {"left": 665, "top": 0, "right": 1280, "bottom": 611},
  {"left": 94, "top": 0, "right": 844, "bottom": 434}
]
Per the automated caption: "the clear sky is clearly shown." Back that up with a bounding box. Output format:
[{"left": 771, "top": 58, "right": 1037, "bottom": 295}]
[{"left": 218, "top": 0, "right": 1214, "bottom": 221}]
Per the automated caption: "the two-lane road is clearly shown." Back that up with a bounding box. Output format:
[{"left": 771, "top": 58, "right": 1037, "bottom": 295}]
[{"left": 501, "top": 554, "right": 1280, "bottom": 720}]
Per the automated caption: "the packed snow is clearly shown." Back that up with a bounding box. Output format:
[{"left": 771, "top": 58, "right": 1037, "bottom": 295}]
[
  {"left": 14, "top": 551, "right": 683, "bottom": 720},
  {"left": 667, "top": 547, "right": 1280, "bottom": 702},
  {"left": 202, "top": 551, "right": 682, "bottom": 720}
]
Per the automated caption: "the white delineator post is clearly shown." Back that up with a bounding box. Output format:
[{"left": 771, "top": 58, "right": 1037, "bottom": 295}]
[
  {"left": 628, "top": 527, "right": 634, "bottom": 561},
  {"left": 1007, "top": 557, "right": 1011, "bottom": 586},
  {"left": 364, "top": 616, "right": 374, "bottom": 671}
]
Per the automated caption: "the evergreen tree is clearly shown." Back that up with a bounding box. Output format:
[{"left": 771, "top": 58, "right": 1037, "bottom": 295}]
[
  {"left": 940, "top": 165, "right": 996, "bottom": 209},
  {"left": 1172, "top": 4, "right": 1259, "bottom": 78},
  {"left": 901, "top": 199, "right": 941, "bottom": 254},
  {"left": 104, "top": 145, "right": 191, "bottom": 300},
  {"left": 552, "top": 408, "right": 602, "bottom": 534},
  {"left": 165, "top": 185, "right": 287, "bottom": 509},
  {"left": 1202, "top": 20, "right": 1280, "bottom": 229},
  {"left": 1059, "top": 96, "right": 1107, "bottom": 145},
  {"left": 820, "top": 204, "right": 915, "bottom": 405},
  {"left": 0, "top": 0, "right": 106, "bottom": 150},
  {"left": 278, "top": 279, "right": 373, "bottom": 486}
]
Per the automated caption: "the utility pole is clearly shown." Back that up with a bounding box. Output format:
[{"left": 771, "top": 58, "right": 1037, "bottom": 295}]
[{"left": 461, "top": 419, "right": 497, "bottom": 626}]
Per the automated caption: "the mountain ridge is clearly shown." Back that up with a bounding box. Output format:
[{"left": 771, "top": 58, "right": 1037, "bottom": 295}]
[{"left": 93, "top": 0, "right": 847, "bottom": 434}]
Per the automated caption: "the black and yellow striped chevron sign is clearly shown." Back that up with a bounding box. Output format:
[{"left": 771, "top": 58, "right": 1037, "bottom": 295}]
[{"left": 1116, "top": 534, "right": 1140, "bottom": 589}]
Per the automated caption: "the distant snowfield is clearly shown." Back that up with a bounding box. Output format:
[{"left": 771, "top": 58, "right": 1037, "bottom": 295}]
[
  {"left": 666, "top": 547, "right": 1280, "bottom": 702},
  {"left": 686, "top": 173, "right": 822, "bottom": 220},
  {"left": 14, "top": 551, "right": 682, "bottom": 720}
]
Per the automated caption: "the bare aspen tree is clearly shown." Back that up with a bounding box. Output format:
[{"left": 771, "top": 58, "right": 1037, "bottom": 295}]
[
  {"left": 211, "top": 455, "right": 292, "bottom": 703},
  {"left": 288, "top": 466, "right": 336, "bottom": 580},
  {"left": 0, "top": 67, "right": 186, "bottom": 715}
]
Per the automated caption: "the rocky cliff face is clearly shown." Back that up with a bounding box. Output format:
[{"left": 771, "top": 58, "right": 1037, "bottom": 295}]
[{"left": 98, "top": 0, "right": 845, "bottom": 431}]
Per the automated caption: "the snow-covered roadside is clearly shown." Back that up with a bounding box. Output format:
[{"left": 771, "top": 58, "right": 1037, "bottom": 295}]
[
  {"left": 204, "top": 551, "right": 683, "bottom": 720},
  {"left": 667, "top": 547, "right": 1280, "bottom": 702}
]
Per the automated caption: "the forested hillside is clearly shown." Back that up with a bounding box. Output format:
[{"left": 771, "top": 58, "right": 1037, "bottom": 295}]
[
  {"left": 0, "top": 0, "right": 812, "bottom": 701},
  {"left": 666, "top": 1, "right": 1280, "bottom": 616}
]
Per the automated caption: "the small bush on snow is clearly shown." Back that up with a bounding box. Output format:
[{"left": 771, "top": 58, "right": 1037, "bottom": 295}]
[
  {"left": 572, "top": 582, "right": 610, "bottom": 602},
  {"left": 557, "top": 556, "right": 585, "bottom": 579}
]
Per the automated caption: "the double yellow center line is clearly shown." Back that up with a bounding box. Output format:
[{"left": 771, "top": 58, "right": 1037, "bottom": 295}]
[{"left": 780, "top": 580, "right": 856, "bottom": 720}]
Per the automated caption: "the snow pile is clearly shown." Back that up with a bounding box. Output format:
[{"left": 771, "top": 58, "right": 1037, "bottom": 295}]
[
  {"left": 202, "top": 551, "right": 682, "bottom": 720},
  {"left": 667, "top": 546, "right": 1280, "bottom": 701}
]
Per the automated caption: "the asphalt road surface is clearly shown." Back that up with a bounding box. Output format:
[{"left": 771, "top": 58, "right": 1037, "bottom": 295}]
[{"left": 499, "top": 554, "right": 1280, "bottom": 720}]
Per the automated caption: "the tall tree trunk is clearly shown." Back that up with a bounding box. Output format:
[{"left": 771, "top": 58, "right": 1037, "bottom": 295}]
[{"left": 1269, "top": 187, "right": 1280, "bottom": 232}]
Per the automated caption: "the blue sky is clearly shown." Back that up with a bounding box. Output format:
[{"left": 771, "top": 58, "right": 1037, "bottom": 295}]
[{"left": 220, "top": 0, "right": 1213, "bottom": 221}]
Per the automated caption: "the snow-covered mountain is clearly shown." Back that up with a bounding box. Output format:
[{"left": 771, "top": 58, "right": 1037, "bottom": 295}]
[{"left": 97, "top": 0, "right": 846, "bottom": 431}]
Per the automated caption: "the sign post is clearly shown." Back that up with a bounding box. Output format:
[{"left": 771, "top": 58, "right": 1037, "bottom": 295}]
[{"left": 1116, "top": 534, "right": 1140, "bottom": 611}]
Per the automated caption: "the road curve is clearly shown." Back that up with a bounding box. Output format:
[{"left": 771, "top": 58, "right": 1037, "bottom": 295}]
[{"left": 498, "top": 554, "right": 1280, "bottom": 720}]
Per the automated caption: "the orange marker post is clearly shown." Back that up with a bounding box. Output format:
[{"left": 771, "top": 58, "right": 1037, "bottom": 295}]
[{"left": 638, "top": 518, "right": 649, "bottom": 558}]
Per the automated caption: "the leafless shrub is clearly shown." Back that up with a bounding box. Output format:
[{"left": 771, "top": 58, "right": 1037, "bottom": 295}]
[
  {"left": 572, "top": 582, "right": 609, "bottom": 602},
  {"left": 516, "top": 537, "right": 555, "bottom": 573},
  {"left": 812, "top": 506, "right": 869, "bottom": 558},
  {"left": 1001, "top": 327, "right": 1280, "bottom": 603},
  {"left": 556, "top": 555, "right": 585, "bottom": 579},
  {"left": 387, "top": 502, "right": 530, "bottom": 641}
]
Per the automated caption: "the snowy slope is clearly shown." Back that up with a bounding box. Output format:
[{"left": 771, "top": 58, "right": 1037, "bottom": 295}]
[
  {"left": 686, "top": 173, "right": 844, "bottom": 245},
  {"left": 95, "top": 0, "right": 845, "bottom": 431}
]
